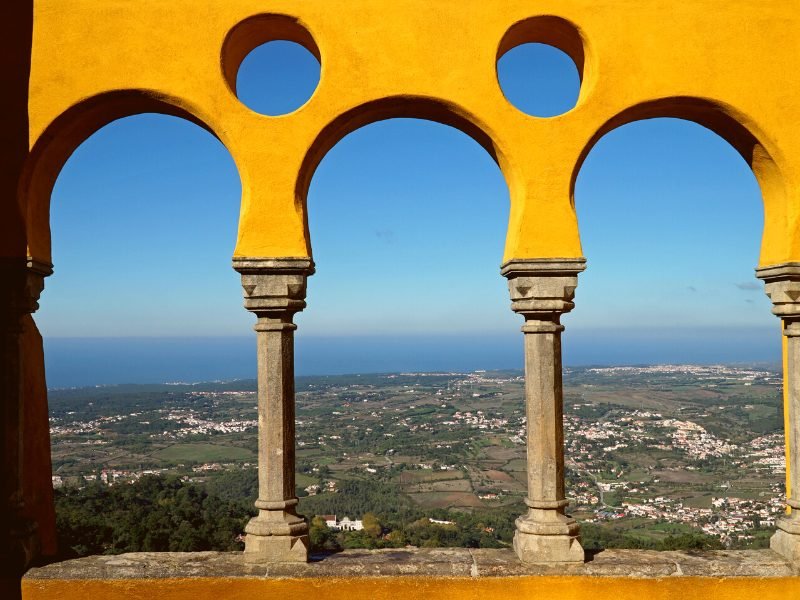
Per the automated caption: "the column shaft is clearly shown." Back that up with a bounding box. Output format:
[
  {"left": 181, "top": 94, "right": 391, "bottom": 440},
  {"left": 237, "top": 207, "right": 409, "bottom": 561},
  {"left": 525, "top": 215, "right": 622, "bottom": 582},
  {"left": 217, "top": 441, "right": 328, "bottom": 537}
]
[
  {"left": 787, "top": 324, "right": 800, "bottom": 516},
  {"left": 255, "top": 319, "right": 298, "bottom": 511},
  {"left": 523, "top": 322, "right": 566, "bottom": 512}
]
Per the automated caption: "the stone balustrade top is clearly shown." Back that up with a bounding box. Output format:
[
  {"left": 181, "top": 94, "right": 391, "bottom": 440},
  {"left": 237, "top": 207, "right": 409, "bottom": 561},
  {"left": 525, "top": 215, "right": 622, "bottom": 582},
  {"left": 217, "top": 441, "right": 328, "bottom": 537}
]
[{"left": 24, "top": 548, "right": 798, "bottom": 579}]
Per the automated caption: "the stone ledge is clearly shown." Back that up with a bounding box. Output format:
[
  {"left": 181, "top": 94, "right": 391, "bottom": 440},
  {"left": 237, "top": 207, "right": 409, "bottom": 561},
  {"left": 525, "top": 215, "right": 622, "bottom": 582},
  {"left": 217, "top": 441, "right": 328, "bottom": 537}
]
[
  {"left": 23, "top": 548, "right": 798, "bottom": 579},
  {"left": 21, "top": 549, "right": 800, "bottom": 600}
]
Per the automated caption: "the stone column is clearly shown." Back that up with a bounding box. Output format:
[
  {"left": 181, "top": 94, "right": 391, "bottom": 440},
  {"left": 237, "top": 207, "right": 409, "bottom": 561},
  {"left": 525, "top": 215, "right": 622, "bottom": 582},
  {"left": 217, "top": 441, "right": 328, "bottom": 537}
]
[
  {"left": 0, "top": 258, "right": 51, "bottom": 581},
  {"left": 501, "top": 258, "right": 585, "bottom": 564},
  {"left": 233, "top": 257, "right": 313, "bottom": 563},
  {"left": 757, "top": 263, "right": 800, "bottom": 563}
]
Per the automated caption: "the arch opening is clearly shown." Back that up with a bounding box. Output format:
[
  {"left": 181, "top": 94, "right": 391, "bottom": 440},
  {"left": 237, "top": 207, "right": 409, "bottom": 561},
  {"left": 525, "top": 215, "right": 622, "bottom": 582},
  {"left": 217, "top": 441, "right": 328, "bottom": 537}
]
[
  {"left": 292, "top": 118, "right": 530, "bottom": 550},
  {"left": 32, "top": 111, "right": 252, "bottom": 559},
  {"left": 302, "top": 117, "right": 513, "bottom": 340},
  {"left": 38, "top": 113, "right": 245, "bottom": 346},
  {"left": 569, "top": 116, "right": 783, "bottom": 552}
]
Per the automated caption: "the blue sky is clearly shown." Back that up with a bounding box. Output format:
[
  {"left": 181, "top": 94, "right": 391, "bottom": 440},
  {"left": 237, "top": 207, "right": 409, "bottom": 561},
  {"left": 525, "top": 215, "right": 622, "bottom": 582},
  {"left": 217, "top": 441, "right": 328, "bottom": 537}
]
[{"left": 36, "top": 42, "right": 779, "bottom": 384}]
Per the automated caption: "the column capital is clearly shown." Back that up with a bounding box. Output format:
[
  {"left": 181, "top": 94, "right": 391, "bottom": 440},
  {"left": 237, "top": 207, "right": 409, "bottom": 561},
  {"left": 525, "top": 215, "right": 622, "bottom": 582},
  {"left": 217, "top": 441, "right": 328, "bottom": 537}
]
[
  {"left": 755, "top": 262, "right": 800, "bottom": 320},
  {"left": 500, "top": 258, "right": 586, "bottom": 319},
  {"left": 232, "top": 257, "right": 314, "bottom": 318},
  {"left": 0, "top": 257, "right": 53, "bottom": 318}
]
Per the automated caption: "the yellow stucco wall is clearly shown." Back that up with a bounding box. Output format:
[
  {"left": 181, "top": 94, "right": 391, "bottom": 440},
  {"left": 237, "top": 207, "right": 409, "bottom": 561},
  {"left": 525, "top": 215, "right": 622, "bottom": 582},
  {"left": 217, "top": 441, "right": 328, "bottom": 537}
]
[
  {"left": 20, "top": 0, "right": 800, "bottom": 268},
  {"left": 11, "top": 0, "right": 800, "bottom": 580},
  {"left": 21, "top": 575, "right": 800, "bottom": 600}
]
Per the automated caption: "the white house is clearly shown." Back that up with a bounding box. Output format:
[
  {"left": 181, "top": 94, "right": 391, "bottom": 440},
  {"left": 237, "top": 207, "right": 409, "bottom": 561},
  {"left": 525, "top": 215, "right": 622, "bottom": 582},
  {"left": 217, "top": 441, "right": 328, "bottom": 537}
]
[
  {"left": 337, "top": 516, "right": 364, "bottom": 531},
  {"left": 320, "top": 515, "right": 364, "bottom": 531}
]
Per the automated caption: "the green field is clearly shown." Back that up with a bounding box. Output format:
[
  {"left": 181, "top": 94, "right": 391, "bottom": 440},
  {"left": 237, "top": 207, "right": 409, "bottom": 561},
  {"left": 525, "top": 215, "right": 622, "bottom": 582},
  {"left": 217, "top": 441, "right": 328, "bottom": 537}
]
[
  {"left": 152, "top": 443, "right": 254, "bottom": 463},
  {"left": 296, "top": 472, "right": 318, "bottom": 487}
]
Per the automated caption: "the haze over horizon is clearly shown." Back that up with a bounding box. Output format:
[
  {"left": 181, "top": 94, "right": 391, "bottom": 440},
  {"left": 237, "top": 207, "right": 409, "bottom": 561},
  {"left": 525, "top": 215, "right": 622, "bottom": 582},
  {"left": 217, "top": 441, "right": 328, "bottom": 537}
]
[{"left": 44, "top": 327, "right": 780, "bottom": 388}]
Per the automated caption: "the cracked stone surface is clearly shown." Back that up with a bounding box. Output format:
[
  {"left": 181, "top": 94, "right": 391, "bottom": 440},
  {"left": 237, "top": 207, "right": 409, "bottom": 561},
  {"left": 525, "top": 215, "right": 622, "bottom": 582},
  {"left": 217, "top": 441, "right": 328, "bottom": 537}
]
[{"left": 24, "top": 548, "right": 798, "bottom": 580}]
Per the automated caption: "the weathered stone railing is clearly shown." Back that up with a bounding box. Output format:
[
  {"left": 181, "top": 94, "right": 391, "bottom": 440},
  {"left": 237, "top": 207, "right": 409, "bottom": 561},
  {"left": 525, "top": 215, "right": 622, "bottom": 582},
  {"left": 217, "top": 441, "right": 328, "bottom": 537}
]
[{"left": 21, "top": 548, "right": 800, "bottom": 600}]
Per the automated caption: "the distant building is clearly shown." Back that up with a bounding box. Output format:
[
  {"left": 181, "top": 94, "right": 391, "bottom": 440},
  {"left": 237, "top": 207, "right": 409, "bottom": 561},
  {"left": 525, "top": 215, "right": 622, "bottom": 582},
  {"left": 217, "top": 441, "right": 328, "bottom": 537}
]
[
  {"left": 319, "top": 515, "right": 337, "bottom": 529},
  {"left": 321, "top": 515, "right": 364, "bottom": 531},
  {"left": 338, "top": 517, "right": 363, "bottom": 531}
]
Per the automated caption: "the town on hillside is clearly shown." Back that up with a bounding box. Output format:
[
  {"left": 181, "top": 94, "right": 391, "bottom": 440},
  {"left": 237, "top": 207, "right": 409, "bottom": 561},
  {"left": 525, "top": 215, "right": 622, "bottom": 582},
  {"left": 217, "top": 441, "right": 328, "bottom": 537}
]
[{"left": 50, "top": 365, "right": 785, "bottom": 554}]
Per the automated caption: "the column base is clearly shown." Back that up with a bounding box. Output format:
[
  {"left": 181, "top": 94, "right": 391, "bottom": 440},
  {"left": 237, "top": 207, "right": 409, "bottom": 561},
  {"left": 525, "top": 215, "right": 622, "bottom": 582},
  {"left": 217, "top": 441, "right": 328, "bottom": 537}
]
[
  {"left": 770, "top": 521, "right": 800, "bottom": 563},
  {"left": 243, "top": 533, "right": 309, "bottom": 564},
  {"left": 243, "top": 513, "right": 309, "bottom": 563},
  {"left": 513, "top": 515, "right": 584, "bottom": 564},
  {"left": 513, "top": 531, "right": 584, "bottom": 564}
]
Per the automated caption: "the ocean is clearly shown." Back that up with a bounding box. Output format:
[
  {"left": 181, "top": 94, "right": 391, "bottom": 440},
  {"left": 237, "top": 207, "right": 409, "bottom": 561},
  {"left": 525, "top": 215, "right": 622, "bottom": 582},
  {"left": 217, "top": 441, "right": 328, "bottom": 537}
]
[{"left": 42, "top": 327, "right": 781, "bottom": 388}]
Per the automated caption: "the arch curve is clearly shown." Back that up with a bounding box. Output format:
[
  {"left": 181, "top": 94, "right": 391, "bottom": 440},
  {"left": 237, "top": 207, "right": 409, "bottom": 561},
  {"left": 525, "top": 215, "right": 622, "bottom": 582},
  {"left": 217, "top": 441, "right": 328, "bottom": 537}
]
[
  {"left": 295, "top": 95, "right": 512, "bottom": 222},
  {"left": 21, "top": 90, "right": 239, "bottom": 263},
  {"left": 570, "top": 97, "right": 788, "bottom": 265},
  {"left": 294, "top": 96, "right": 517, "bottom": 258}
]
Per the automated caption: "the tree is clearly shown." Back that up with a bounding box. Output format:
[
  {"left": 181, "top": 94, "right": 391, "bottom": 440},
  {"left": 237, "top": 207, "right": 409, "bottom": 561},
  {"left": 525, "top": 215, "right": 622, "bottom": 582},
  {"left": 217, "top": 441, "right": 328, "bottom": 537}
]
[
  {"left": 317, "top": 465, "right": 332, "bottom": 481},
  {"left": 54, "top": 475, "right": 248, "bottom": 558},
  {"left": 362, "top": 513, "right": 382, "bottom": 538},
  {"left": 385, "top": 530, "right": 406, "bottom": 547},
  {"left": 309, "top": 516, "right": 331, "bottom": 551}
]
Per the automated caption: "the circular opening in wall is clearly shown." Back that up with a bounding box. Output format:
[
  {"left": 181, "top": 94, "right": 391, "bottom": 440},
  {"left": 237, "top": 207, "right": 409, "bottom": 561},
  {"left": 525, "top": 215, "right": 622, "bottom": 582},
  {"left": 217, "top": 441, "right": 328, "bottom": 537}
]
[
  {"left": 237, "top": 41, "right": 320, "bottom": 116},
  {"left": 223, "top": 15, "right": 321, "bottom": 116},
  {"left": 496, "top": 16, "right": 584, "bottom": 118}
]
